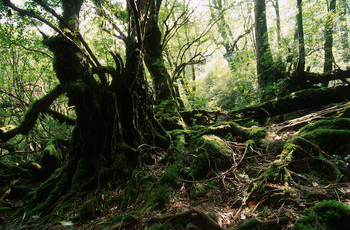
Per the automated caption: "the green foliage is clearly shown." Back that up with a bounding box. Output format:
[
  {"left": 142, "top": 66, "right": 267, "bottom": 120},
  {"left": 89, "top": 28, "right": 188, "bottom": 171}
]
[
  {"left": 294, "top": 200, "right": 350, "bottom": 230},
  {"left": 194, "top": 57, "right": 259, "bottom": 110}
]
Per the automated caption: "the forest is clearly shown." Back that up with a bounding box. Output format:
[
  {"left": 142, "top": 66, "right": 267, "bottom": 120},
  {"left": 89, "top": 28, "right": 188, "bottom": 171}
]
[{"left": 1, "top": 0, "right": 350, "bottom": 229}]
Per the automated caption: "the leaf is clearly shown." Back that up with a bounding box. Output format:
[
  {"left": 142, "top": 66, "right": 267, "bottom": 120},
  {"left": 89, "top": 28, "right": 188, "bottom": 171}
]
[{"left": 60, "top": 221, "right": 73, "bottom": 226}]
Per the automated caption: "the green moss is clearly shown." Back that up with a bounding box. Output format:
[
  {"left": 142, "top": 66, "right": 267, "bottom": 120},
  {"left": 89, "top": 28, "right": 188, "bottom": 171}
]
[
  {"left": 169, "top": 130, "right": 186, "bottom": 148},
  {"left": 263, "top": 162, "right": 280, "bottom": 181},
  {"left": 121, "top": 170, "right": 143, "bottom": 211},
  {"left": 160, "top": 164, "right": 179, "bottom": 188},
  {"left": 199, "top": 135, "right": 232, "bottom": 156},
  {"left": 249, "top": 126, "right": 267, "bottom": 141},
  {"left": 272, "top": 118, "right": 350, "bottom": 181},
  {"left": 294, "top": 200, "right": 350, "bottom": 230},
  {"left": 154, "top": 99, "right": 186, "bottom": 130},
  {"left": 298, "top": 129, "right": 350, "bottom": 155},
  {"left": 40, "top": 140, "right": 63, "bottom": 174},
  {"left": 299, "top": 118, "right": 350, "bottom": 133},
  {"left": 162, "top": 130, "right": 187, "bottom": 163}
]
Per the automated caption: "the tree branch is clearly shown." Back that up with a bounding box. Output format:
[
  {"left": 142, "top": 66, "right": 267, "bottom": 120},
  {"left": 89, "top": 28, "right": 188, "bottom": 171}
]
[
  {"left": 15, "top": 43, "right": 53, "bottom": 59},
  {"left": 0, "top": 85, "right": 64, "bottom": 143},
  {"left": 161, "top": 3, "right": 193, "bottom": 50},
  {"left": 129, "top": 0, "right": 142, "bottom": 43},
  {"left": 45, "top": 109, "right": 76, "bottom": 125}
]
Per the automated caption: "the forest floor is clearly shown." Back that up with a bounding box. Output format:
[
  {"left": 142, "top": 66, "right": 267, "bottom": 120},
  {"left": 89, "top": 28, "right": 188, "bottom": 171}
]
[{"left": 1, "top": 102, "right": 350, "bottom": 229}]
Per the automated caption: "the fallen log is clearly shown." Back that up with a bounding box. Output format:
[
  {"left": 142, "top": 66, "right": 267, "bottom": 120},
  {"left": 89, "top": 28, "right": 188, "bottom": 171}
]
[
  {"left": 229, "top": 85, "right": 350, "bottom": 122},
  {"left": 304, "top": 69, "right": 350, "bottom": 85}
]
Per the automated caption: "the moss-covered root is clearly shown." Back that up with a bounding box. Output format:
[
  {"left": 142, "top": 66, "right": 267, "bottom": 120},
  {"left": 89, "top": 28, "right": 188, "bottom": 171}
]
[
  {"left": 272, "top": 119, "right": 350, "bottom": 183},
  {"left": 154, "top": 99, "right": 187, "bottom": 131},
  {"left": 199, "top": 122, "right": 267, "bottom": 144},
  {"left": 147, "top": 164, "right": 180, "bottom": 210}
]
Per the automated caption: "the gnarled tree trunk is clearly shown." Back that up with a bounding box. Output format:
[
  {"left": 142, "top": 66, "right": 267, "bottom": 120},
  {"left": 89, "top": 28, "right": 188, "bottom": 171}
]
[{"left": 2, "top": 0, "right": 168, "bottom": 217}]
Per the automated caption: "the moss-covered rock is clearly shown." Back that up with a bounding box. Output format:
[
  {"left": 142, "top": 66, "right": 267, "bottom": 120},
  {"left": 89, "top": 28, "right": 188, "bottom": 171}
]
[
  {"left": 294, "top": 200, "right": 350, "bottom": 230},
  {"left": 296, "top": 118, "right": 350, "bottom": 157},
  {"left": 199, "top": 122, "right": 267, "bottom": 144}
]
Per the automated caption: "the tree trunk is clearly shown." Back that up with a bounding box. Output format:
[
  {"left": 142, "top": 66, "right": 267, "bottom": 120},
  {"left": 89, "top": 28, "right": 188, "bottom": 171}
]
[
  {"left": 143, "top": 0, "right": 185, "bottom": 130},
  {"left": 340, "top": 0, "right": 350, "bottom": 63},
  {"left": 143, "top": 0, "right": 176, "bottom": 102},
  {"left": 15, "top": 0, "right": 169, "bottom": 217},
  {"left": 254, "top": 0, "right": 276, "bottom": 99},
  {"left": 272, "top": 0, "right": 284, "bottom": 69},
  {"left": 295, "top": 0, "right": 306, "bottom": 89},
  {"left": 323, "top": 0, "right": 336, "bottom": 87}
]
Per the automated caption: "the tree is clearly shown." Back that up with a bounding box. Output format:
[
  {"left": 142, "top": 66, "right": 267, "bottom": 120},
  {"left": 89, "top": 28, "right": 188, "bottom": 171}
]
[
  {"left": 323, "top": 0, "right": 336, "bottom": 87},
  {"left": 295, "top": 0, "right": 306, "bottom": 88},
  {"left": 269, "top": 0, "right": 283, "bottom": 67},
  {"left": 0, "top": 0, "right": 168, "bottom": 216},
  {"left": 254, "top": 0, "right": 276, "bottom": 99},
  {"left": 339, "top": 0, "right": 350, "bottom": 63},
  {"left": 210, "top": 0, "right": 251, "bottom": 71},
  {"left": 143, "top": 0, "right": 176, "bottom": 102}
]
